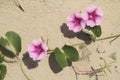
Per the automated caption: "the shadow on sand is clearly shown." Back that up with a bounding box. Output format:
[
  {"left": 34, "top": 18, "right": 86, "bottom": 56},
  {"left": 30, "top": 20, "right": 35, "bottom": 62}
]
[{"left": 60, "top": 23, "right": 92, "bottom": 44}]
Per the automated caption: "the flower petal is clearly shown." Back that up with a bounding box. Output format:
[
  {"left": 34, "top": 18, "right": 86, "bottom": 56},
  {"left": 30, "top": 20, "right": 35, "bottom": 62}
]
[
  {"left": 87, "top": 20, "right": 96, "bottom": 27},
  {"left": 73, "top": 25, "right": 82, "bottom": 32},
  {"left": 67, "top": 21, "right": 75, "bottom": 30},
  {"left": 81, "top": 20, "right": 86, "bottom": 29},
  {"left": 32, "top": 38, "right": 42, "bottom": 46},
  {"left": 41, "top": 42, "right": 48, "bottom": 51},
  {"left": 96, "top": 7, "right": 103, "bottom": 17},
  {"left": 95, "top": 16, "right": 103, "bottom": 25},
  {"left": 66, "top": 13, "right": 75, "bottom": 22},
  {"left": 74, "top": 13, "right": 81, "bottom": 18},
  {"left": 27, "top": 44, "right": 35, "bottom": 52},
  {"left": 29, "top": 52, "right": 38, "bottom": 61},
  {"left": 36, "top": 52, "right": 47, "bottom": 60},
  {"left": 82, "top": 12, "right": 89, "bottom": 21},
  {"left": 86, "top": 6, "right": 97, "bottom": 13}
]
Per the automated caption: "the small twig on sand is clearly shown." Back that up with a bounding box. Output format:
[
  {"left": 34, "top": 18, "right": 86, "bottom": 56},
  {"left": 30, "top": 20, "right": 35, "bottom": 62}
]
[
  {"left": 109, "top": 35, "right": 120, "bottom": 44},
  {"left": 14, "top": 0, "right": 24, "bottom": 12},
  {"left": 71, "top": 66, "right": 80, "bottom": 80}
]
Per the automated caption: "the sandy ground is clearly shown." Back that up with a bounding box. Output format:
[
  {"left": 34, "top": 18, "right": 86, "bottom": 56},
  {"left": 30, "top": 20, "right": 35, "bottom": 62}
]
[{"left": 0, "top": 0, "right": 120, "bottom": 80}]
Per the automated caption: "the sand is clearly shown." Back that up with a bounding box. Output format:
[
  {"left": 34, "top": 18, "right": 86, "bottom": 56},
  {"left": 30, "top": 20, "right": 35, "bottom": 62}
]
[{"left": 0, "top": 0, "right": 120, "bottom": 80}]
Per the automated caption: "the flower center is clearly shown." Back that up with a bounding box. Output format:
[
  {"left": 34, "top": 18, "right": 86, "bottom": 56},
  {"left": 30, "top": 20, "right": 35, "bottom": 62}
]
[
  {"left": 34, "top": 44, "right": 44, "bottom": 55},
  {"left": 75, "top": 17, "right": 82, "bottom": 25},
  {"left": 88, "top": 9, "right": 98, "bottom": 21},
  {"left": 38, "top": 45, "right": 43, "bottom": 52},
  {"left": 89, "top": 15, "right": 93, "bottom": 19},
  {"left": 76, "top": 19, "right": 80, "bottom": 24}
]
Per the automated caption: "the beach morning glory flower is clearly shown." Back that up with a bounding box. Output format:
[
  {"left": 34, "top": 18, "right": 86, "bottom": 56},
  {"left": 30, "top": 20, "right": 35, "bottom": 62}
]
[
  {"left": 85, "top": 6, "right": 103, "bottom": 27},
  {"left": 66, "top": 13, "right": 86, "bottom": 33},
  {"left": 27, "top": 38, "right": 48, "bottom": 61}
]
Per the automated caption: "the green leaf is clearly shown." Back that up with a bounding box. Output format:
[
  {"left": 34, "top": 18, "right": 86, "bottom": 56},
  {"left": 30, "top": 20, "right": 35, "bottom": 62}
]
[
  {"left": 0, "top": 37, "right": 9, "bottom": 48},
  {"left": 62, "top": 45, "right": 79, "bottom": 61},
  {"left": 0, "top": 52, "right": 4, "bottom": 63},
  {"left": 54, "top": 48, "right": 67, "bottom": 68},
  {"left": 0, "top": 64, "right": 7, "bottom": 80},
  {"left": 91, "top": 26, "right": 102, "bottom": 37},
  {"left": 5, "top": 31, "right": 21, "bottom": 55}
]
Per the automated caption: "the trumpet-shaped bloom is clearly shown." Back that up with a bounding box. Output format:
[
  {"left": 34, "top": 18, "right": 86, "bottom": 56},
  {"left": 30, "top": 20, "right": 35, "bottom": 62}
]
[
  {"left": 66, "top": 13, "right": 86, "bottom": 33},
  {"left": 27, "top": 38, "right": 48, "bottom": 61},
  {"left": 85, "top": 6, "right": 103, "bottom": 27}
]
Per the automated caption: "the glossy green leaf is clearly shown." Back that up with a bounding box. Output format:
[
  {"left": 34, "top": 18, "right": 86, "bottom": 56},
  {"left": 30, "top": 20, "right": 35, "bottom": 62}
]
[
  {"left": 62, "top": 45, "right": 79, "bottom": 61},
  {"left": 91, "top": 26, "right": 102, "bottom": 37},
  {"left": 5, "top": 31, "right": 21, "bottom": 55},
  {"left": 0, "top": 37, "right": 9, "bottom": 48},
  {"left": 54, "top": 48, "right": 67, "bottom": 68},
  {"left": 0, "top": 64, "right": 7, "bottom": 80}
]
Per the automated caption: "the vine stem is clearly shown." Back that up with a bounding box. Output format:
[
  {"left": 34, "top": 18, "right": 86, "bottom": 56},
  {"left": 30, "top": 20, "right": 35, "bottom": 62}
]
[
  {"left": 3, "top": 56, "right": 30, "bottom": 80},
  {"left": 20, "top": 60, "right": 30, "bottom": 80},
  {"left": 96, "top": 33, "right": 120, "bottom": 41},
  {"left": 71, "top": 33, "right": 120, "bottom": 46},
  {"left": 4, "top": 57, "right": 18, "bottom": 63}
]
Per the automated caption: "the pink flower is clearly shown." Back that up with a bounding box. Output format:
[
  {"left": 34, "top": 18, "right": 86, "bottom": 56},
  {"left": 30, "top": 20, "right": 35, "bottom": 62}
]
[
  {"left": 27, "top": 38, "right": 48, "bottom": 61},
  {"left": 85, "top": 6, "right": 103, "bottom": 27},
  {"left": 66, "top": 13, "right": 86, "bottom": 33}
]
